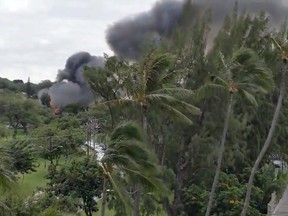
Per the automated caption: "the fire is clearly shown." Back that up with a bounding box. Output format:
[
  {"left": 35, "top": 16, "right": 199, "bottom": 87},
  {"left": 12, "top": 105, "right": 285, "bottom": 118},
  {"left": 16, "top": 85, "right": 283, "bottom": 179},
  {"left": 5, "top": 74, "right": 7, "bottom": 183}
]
[{"left": 50, "top": 100, "right": 61, "bottom": 115}]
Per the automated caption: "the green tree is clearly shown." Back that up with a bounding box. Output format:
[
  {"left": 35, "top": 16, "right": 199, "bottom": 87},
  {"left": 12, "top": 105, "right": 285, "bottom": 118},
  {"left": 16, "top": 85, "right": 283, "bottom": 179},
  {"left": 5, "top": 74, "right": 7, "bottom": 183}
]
[
  {"left": 0, "top": 92, "right": 42, "bottom": 138},
  {"left": 35, "top": 80, "right": 53, "bottom": 92},
  {"left": 241, "top": 35, "right": 288, "bottom": 216},
  {"left": 88, "top": 50, "right": 200, "bottom": 216},
  {"left": 183, "top": 172, "right": 264, "bottom": 216},
  {"left": 26, "top": 77, "right": 35, "bottom": 98},
  {"left": 9, "top": 140, "right": 38, "bottom": 178},
  {"left": 0, "top": 125, "right": 9, "bottom": 139},
  {"left": 0, "top": 78, "right": 22, "bottom": 92},
  {"left": 95, "top": 121, "right": 167, "bottom": 216},
  {"left": 84, "top": 55, "right": 131, "bottom": 129},
  {"left": 195, "top": 48, "right": 274, "bottom": 216},
  {"left": 34, "top": 115, "right": 85, "bottom": 166},
  {"left": 47, "top": 158, "right": 103, "bottom": 216}
]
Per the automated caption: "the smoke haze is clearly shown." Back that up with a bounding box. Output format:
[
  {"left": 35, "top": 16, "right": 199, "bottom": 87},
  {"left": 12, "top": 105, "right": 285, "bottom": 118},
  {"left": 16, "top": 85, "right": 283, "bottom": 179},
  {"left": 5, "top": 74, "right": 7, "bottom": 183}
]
[
  {"left": 39, "top": 52, "right": 104, "bottom": 110},
  {"left": 106, "top": 0, "right": 288, "bottom": 60}
]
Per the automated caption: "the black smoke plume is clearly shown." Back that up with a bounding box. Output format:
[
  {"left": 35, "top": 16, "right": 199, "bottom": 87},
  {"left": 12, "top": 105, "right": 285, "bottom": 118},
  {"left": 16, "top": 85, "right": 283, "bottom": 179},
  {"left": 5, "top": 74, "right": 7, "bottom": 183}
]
[
  {"left": 39, "top": 0, "right": 288, "bottom": 112},
  {"left": 38, "top": 52, "right": 104, "bottom": 112},
  {"left": 106, "top": 0, "right": 288, "bottom": 60}
]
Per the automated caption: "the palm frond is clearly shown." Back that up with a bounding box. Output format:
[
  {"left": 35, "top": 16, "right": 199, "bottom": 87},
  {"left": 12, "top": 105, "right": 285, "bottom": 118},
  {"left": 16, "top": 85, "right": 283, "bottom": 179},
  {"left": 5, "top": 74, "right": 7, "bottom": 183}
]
[
  {"left": 143, "top": 51, "right": 175, "bottom": 92},
  {"left": 211, "top": 75, "right": 229, "bottom": 87},
  {"left": 271, "top": 36, "right": 288, "bottom": 61},
  {"left": 146, "top": 93, "right": 200, "bottom": 116},
  {"left": 99, "top": 121, "right": 162, "bottom": 215},
  {"left": 0, "top": 148, "right": 14, "bottom": 191},
  {"left": 238, "top": 82, "right": 262, "bottom": 93},
  {"left": 105, "top": 152, "right": 145, "bottom": 175},
  {"left": 122, "top": 140, "right": 158, "bottom": 171},
  {"left": 0, "top": 201, "right": 13, "bottom": 216},
  {"left": 150, "top": 88, "right": 195, "bottom": 100},
  {"left": 110, "top": 121, "right": 146, "bottom": 143},
  {"left": 238, "top": 89, "right": 258, "bottom": 107},
  {"left": 101, "top": 98, "right": 140, "bottom": 109},
  {"left": 0, "top": 168, "right": 14, "bottom": 191},
  {"left": 102, "top": 166, "right": 132, "bottom": 215},
  {"left": 166, "top": 100, "right": 200, "bottom": 116},
  {"left": 160, "top": 71, "right": 179, "bottom": 85},
  {"left": 231, "top": 48, "right": 274, "bottom": 93},
  {"left": 194, "top": 83, "right": 228, "bottom": 101},
  {"left": 104, "top": 143, "right": 148, "bottom": 167},
  {"left": 231, "top": 48, "right": 257, "bottom": 64},
  {"left": 219, "top": 52, "right": 232, "bottom": 82},
  {"left": 122, "top": 167, "right": 168, "bottom": 196},
  {"left": 271, "top": 37, "right": 282, "bottom": 51},
  {"left": 93, "top": 133, "right": 110, "bottom": 144},
  {"left": 102, "top": 152, "right": 138, "bottom": 169},
  {"left": 145, "top": 94, "right": 179, "bottom": 103},
  {"left": 104, "top": 121, "right": 158, "bottom": 171},
  {"left": 157, "top": 103, "right": 194, "bottom": 125},
  {"left": 252, "top": 75, "right": 274, "bottom": 93}
]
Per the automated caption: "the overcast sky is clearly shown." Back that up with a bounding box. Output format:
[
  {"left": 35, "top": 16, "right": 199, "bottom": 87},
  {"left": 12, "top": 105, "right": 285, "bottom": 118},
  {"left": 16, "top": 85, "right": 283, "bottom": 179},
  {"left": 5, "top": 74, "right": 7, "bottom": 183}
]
[{"left": 0, "top": 0, "right": 157, "bottom": 83}]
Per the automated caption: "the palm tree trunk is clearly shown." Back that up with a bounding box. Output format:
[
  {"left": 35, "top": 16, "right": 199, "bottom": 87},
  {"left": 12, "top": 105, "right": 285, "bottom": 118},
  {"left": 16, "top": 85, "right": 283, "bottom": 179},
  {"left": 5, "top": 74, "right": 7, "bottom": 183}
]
[
  {"left": 132, "top": 184, "right": 142, "bottom": 216},
  {"left": 100, "top": 177, "right": 108, "bottom": 216},
  {"left": 132, "top": 108, "right": 147, "bottom": 216},
  {"left": 205, "top": 94, "right": 233, "bottom": 216},
  {"left": 241, "top": 63, "right": 287, "bottom": 216},
  {"left": 161, "top": 144, "right": 166, "bottom": 166},
  {"left": 108, "top": 105, "right": 115, "bottom": 129}
]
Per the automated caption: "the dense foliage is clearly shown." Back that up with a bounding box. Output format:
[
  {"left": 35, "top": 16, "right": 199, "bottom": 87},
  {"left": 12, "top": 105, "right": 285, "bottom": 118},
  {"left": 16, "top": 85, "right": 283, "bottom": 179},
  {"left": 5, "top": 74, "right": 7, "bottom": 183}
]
[{"left": 1, "top": 6, "right": 288, "bottom": 216}]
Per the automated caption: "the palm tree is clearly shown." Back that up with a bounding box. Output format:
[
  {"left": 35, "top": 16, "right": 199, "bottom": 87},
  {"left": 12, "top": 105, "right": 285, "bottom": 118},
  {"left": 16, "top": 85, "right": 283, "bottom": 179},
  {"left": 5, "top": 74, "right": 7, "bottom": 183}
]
[
  {"left": 0, "top": 147, "right": 15, "bottom": 216},
  {"left": 95, "top": 121, "right": 167, "bottom": 216},
  {"left": 92, "top": 50, "right": 200, "bottom": 216},
  {"left": 241, "top": 36, "right": 288, "bottom": 216},
  {"left": 195, "top": 48, "right": 274, "bottom": 216}
]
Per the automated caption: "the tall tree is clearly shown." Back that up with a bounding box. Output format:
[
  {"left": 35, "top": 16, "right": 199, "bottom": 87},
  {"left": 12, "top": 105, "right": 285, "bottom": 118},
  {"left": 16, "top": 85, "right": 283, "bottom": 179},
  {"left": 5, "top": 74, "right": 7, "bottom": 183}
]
[
  {"left": 95, "top": 121, "right": 167, "bottom": 216},
  {"left": 87, "top": 50, "right": 200, "bottom": 216},
  {"left": 195, "top": 48, "right": 274, "bottom": 216},
  {"left": 26, "top": 77, "right": 34, "bottom": 97},
  {"left": 84, "top": 55, "right": 129, "bottom": 129},
  {"left": 241, "top": 35, "right": 288, "bottom": 216}
]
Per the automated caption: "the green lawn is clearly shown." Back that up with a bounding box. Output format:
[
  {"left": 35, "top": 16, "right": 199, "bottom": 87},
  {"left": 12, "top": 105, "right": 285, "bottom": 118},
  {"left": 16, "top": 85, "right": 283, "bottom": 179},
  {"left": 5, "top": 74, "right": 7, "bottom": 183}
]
[
  {"left": 15, "top": 157, "right": 76, "bottom": 197},
  {"left": 16, "top": 160, "right": 48, "bottom": 197},
  {"left": 15, "top": 158, "right": 166, "bottom": 216}
]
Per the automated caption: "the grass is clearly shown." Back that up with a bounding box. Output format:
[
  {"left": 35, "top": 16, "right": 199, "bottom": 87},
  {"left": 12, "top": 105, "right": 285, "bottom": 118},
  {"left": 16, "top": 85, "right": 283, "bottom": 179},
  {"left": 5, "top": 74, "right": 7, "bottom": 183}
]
[
  {"left": 15, "top": 156, "right": 79, "bottom": 197},
  {"left": 14, "top": 157, "right": 166, "bottom": 216},
  {"left": 15, "top": 160, "right": 48, "bottom": 198}
]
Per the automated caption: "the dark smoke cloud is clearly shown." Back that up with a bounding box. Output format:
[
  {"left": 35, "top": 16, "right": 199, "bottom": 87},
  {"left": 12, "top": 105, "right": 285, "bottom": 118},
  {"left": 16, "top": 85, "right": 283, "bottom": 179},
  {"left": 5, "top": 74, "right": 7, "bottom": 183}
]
[
  {"left": 39, "top": 0, "right": 288, "bottom": 111},
  {"left": 37, "top": 88, "right": 49, "bottom": 99},
  {"left": 106, "top": 0, "right": 186, "bottom": 60},
  {"left": 106, "top": 0, "right": 288, "bottom": 60},
  {"left": 57, "top": 52, "right": 104, "bottom": 85},
  {"left": 49, "top": 82, "right": 94, "bottom": 109},
  {"left": 38, "top": 52, "right": 104, "bottom": 110}
]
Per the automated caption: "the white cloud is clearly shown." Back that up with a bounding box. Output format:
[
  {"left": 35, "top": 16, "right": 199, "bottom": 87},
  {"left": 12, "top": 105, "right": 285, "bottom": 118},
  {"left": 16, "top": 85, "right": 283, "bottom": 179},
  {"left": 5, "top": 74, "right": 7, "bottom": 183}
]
[{"left": 0, "top": 0, "right": 156, "bottom": 83}]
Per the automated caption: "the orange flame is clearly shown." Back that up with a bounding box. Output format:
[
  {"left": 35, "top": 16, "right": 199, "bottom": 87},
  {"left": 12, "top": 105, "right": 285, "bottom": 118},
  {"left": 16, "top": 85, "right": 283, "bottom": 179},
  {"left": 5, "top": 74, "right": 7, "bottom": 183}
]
[{"left": 50, "top": 100, "right": 61, "bottom": 115}]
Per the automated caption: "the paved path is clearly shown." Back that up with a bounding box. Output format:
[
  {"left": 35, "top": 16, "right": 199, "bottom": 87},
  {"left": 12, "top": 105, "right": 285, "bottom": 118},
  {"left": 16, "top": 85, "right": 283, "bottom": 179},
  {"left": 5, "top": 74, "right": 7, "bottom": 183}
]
[{"left": 273, "top": 186, "right": 288, "bottom": 216}]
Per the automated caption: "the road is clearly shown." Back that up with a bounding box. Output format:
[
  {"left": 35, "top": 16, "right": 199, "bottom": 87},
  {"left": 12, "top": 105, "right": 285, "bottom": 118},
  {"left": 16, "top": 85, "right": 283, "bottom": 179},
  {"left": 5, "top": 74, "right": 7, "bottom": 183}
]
[{"left": 273, "top": 186, "right": 288, "bottom": 216}]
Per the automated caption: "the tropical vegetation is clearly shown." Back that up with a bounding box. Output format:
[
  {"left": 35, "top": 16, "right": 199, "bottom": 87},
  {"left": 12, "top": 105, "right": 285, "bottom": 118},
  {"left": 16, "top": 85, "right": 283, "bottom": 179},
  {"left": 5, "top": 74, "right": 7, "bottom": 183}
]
[{"left": 1, "top": 5, "right": 288, "bottom": 216}]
